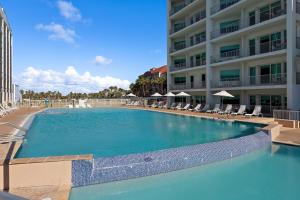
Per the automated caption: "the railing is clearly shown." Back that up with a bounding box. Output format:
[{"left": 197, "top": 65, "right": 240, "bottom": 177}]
[
  {"left": 297, "top": 73, "right": 300, "bottom": 85},
  {"left": 171, "top": 36, "right": 205, "bottom": 53},
  {"left": 171, "top": 42, "right": 186, "bottom": 53},
  {"left": 259, "top": 7, "right": 286, "bottom": 23},
  {"left": 247, "top": 73, "right": 287, "bottom": 86},
  {"left": 173, "top": 23, "right": 186, "bottom": 33},
  {"left": 249, "top": 40, "right": 286, "bottom": 56},
  {"left": 211, "top": 49, "right": 240, "bottom": 63},
  {"left": 211, "top": 0, "right": 240, "bottom": 15},
  {"left": 170, "top": 0, "right": 195, "bottom": 16},
  {"left": 212, "top": 78, "right": 241, "bottom": 88},
  {"left": 211, "top": 24, "right": 240, "bottom": 39},
  {"left": 169, "top": 82, "right": 206, "bottom": 90},
  {"left": 170, "top": 59, "right": 206, "bottom": 72},
  {"left": 273, "top": 110, "right": 300, "bottom": 121}
]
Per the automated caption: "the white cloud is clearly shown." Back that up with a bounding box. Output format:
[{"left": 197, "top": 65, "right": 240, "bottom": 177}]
[
  {"left": 57, "top": 0, "right": 82, "bottom": 22},
  {"left": 17, "top": 66, "right": 130, "bottom": 94},
  {"left": 93, "top": 56, "right": 112, "bottom": 65},
  {"left": 36, "top": 23, "right": 77, "bottom": 44}
]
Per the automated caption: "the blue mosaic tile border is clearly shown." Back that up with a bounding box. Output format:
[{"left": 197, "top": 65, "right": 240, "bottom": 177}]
[{"left": 72, "top": 131, "right": 271, "bottom": 187}]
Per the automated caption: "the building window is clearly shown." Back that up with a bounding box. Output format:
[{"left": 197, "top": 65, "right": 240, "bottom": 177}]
[
  {"left": 249, "top": 67, "right": 256, "bottom": 85},
  {"left": 174, "top": 58, "right": 186, "bottom": 68},
  {"left": 220, "top": 69, "right": 240, "bottom": 81},
  {"left": 249, "top": 39, "right": 256, "bottom": 56},
  {"left": 174, "top": 77, "right": 186, "bottom": 85},
  {"left": 220, "top": 45, "right": 240, "bottom": 57},
  {"left": 249, "top": 95, "right": 256, "bottom": 105},
  {"left": 220, "top": 20, "right": 239, "bottom": 34},
  {"left": 249, "top": 11, "right": 255, "bottom": 26}
]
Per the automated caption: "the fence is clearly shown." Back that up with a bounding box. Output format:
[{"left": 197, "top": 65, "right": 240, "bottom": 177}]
[
  {"left": 19, "top": 99, "right": 128, "bottom": 108},
  {"left": 273, "top": 110, "right": 300, "bottom": 121}
]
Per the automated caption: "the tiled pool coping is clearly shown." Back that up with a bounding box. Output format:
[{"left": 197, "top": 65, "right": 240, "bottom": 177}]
[{"left": 72, "top": 131, "right": 271, "bottom": 187}]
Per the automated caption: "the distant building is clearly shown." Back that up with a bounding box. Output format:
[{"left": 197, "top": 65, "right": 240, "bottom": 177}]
[
  {"left": 0, "top": 7, "right": 13, "bottom": 105},
  {"left": 144, "top": 65, "right": 167, "bottom": 79},
  {"left": 13, "top": 84, "right": 21, "bottom": 104}
]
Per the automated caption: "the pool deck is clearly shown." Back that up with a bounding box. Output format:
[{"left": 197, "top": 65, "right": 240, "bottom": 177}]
[{"left": 0, "top": 106, "right": 299, "bottom": 199}]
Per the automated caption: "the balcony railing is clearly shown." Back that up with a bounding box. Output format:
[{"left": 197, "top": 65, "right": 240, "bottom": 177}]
[
  {"left": 249, "top": 40, "right": 286, "bottom": 56},
  {"left": 297, "top": 37, "right": 300, "bottom": 49},
  {"left": 171, "top": 37, "right": 206, "bottom": 53},
  {"left": 259, "top": 7, "right": 286, "bottom": 23},
  {"left": 170, "top": 60, "right": 206, "bottom": 72},
  {"left": 170, "top": 82, "right": 206, "bottom": 90},
  {"left": 170, "top": 0, "right": 195, "bottom": 16},
  {"left": 211, "top": 0, "right": 240, "bottom": 15},
  {"left": 211, "top": 73, "right": 287, "bottom": 89},
  {"left": 212, "top": 78, "right": 241, "bottom": 88},
  {"left": 247, "top": 73, "right": 287, "bottom": 86},
  {"left": 211, "top": 49, "right": 240, "bottom": 63},
  {"left": 171, "top": 43, "right": 186, "bottom": 53},
  {"left": 211, "top": 24, "right": 240, "bottom": 39}
]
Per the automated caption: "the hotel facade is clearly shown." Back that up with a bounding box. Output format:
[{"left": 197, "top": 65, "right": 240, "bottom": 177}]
[
  {"left": 167, "top": 0, "right": 300, "bottom": 114},
  {"left": 0, "top": 7, "right": 12, "bottom": 105}
]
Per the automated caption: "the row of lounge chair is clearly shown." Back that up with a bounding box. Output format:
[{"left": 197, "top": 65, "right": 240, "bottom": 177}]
[
  {"left": 0, "top": 104, "right": 18, "bottom": 117},
  {"left": 126, "top": 101, "right": 263, "bottom": 117}
]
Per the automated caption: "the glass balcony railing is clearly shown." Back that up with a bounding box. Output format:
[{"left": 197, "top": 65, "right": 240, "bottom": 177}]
[
  {"left": 249, "top": 40, "right": 286, "bottom": 56},
  {"left": 211, "top": 73, "right": 287, "bottom": 88},
  {"left": 211, "top": 49, "right": 240, "bottom": 63},
  {"left": 170, "top": 0, "right": 195, "bottom": 16},
  {"left": 297, "top": 37, "right": 300, "bottom": 49},
  {"left": 211, "top": 0, "right": 240, "bottom": 15},
  {"left": 211, "top": 24, "right": 240, "bottom": 39},
  {"left": 169, "top": 81, "right": 206, "bottom": 90},
  {"left": 170, "top": 59, "right": 206, "bottom": 72},
  {"left": 296, "top": 2, "right": 300, "bottom": 14},
  {"left": 171, "top": 36, "right": 206, "bottom": 53}
]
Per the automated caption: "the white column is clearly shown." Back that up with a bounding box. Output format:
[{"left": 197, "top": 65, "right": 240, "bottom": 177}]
[
  {"left": 205, "top": 0, "right": 213, "bottom": 105},
  {"left": 167, "top": 0, "right": 172, "bottom": 94},
  {"left": 0, "top": 18, "right": 3, "bottom": 104},
  {"left": 287, "top": 0, "right": 300, "bottom": 110}
]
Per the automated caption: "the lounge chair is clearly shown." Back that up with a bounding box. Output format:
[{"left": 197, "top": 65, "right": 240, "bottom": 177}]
[
  {"left": 162, "top": 103, "right": 168, "bottom": 109},
  {"left": 174, "top": 103, "right": 182, "bottom": 110},
  {"left": 179, "top": 104, "right": 190, "bottom": 111},
  {"left": 169, "top": 103, "right": 176, "bottom": 109},
  {"left": 199, "top": 104, "right": 210, "bottom": 112},
  {"left": 189, "top": 104, "right": 201, "bottom": 112},
  {"left": 218, "top": 104, "right": 232, "bottom": 115},
  {"left": 245, "top": 105, "right": 263, "bottom": 117},
  {"left": 231, "top": 105, "right": 246, "bottom": 115},
  {"left": 206, "top": 104, "right": 220, "bottom": 113}
]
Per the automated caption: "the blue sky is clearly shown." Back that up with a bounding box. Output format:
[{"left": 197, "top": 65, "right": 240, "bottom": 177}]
[{"left": 1, "top": 0, "right": 167, "bottom": 93}]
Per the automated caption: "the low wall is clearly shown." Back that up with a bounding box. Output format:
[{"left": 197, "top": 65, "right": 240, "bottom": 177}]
[{"left": 72, "top": 131, "right": 271, "bottom": 187}]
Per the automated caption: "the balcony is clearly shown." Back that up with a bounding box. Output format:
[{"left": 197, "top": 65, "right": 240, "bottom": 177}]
[
  {"left": 212, "top": 78, "right": 241, "bottom": 88},
  {"left": 211, "top": 74, "right": 287, "bottom": 89},
  {"left": 170, "top": 0, "right": 195, "bottom": 16},
  {"left": 170, "top": 36, "right": 206, "bottom": 53},
  {"left": 170, "top": 59, "right": 206, "bottom": 72},
  {"left": 249, "top": 40, "right": 286, "bottom": 56},
  {"left": 211, "top": 49, "right": 240, "bottom": 63},
  {"left": 211, "top": 24, "right": 239, "bottom": 39},
  {"left": 170, "top": 10, "right": 206, "bottom": 35},
  {"left": 211, "top": 0, "right": 240, "bottom": 15},
  {"left": 247, "top": 73, "right": 287, "bottom": 86},
  {"left": 211, "top": 7, "right": 286, "bottom": 40},
  {"left": 170, "top": 82, "right": 206, "bottom": 90},
  {"left": 297, "top": 37, "right": 300, "bottom": 49}
]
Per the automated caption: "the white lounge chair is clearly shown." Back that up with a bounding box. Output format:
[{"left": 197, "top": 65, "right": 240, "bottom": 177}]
[
  {"left": 231, "top": 105, "right": 246, "bottom": 115},
  {"left": 218, "top": 104, "right": 232, "bottom": 115},
  {"left": 245, "top": 105, "right": 263, "bottom": 117},
  {"left": 206, "top": 104, "right": 220, "bottom": 113},
  {"left": 162, "top": 103, "right": 168, "bottom": 109},
  {"left": 174, "top": 103, "right": 182, "bottom": 110},
  {"left": 169, "top": 103, "right": 176, "bottom": 109},
  {"left": 180, "top": 104, "right": 190, "bottom": 111},
  {"left": 189, "top": 104, "right": 201, "bottom": 112},
  {"left": 199, "top": 104, "right": 210, "bottom": 112}
]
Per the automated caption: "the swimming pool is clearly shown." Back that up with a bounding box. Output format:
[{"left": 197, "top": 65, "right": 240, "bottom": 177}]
[
  {"left": 16, "top": 108, "right": 263, "bottom": 158},
  {"left": 70, "top": 144, "right": 300, "bottom": 200}
]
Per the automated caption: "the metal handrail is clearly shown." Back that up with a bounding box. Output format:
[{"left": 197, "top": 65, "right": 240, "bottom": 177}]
[{"left": 273, "top": 110, "right": 300, "bottom": 121}]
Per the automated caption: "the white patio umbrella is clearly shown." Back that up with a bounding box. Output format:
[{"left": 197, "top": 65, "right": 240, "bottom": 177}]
[
  {"left": 151, "top": 93, "right": 163, "bottom": 97},
  {"left": 176, "top": 92, "right": 191, "bottom": 104},
  {"left": 213, "top": 90, "right": 234, "bottom": 108},
  {"left": 126, "top": 93, "right": 137, "bottom": 97},
  {"left": 164, "top": 92, "right": 176, "bottom": 97}
]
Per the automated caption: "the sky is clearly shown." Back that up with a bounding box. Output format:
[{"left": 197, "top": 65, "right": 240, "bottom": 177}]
[{"left": 1, "top": 0, "right": 167, "bottom": 94}]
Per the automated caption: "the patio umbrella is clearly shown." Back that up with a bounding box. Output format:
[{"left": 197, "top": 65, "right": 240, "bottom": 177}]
[
  {"left": 126, "top": 93, "right": 137, "bottom": 97},
  {"left": 151, "top": 93, "right": 163, "bottom": 97},
  {"left": 164, "top": 92, "right": 176, "bottom": 97},
  {"left": 176, "top": 92, "right": 191, "bottom": 104},
  {"left": 213, "top": 90, "right": 234, "bottom": 108}
]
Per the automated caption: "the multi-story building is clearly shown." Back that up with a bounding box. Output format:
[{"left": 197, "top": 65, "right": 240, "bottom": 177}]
[
  {"left": 144, "top": 65, "right": 168, "bottom": 79},
  {"left": 167, "top": 0, "right": 300, "bottom": 114},
  {"left": 0, "top": 6, "right": 13, "bottom": 105}
]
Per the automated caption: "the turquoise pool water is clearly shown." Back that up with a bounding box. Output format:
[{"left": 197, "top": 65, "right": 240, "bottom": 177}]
[
  {"left": 16, "top": 108, "right": 262, "bottom": 158},
  {"left": 70, "top": 144, "right": 300, "bottom": 200}
]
